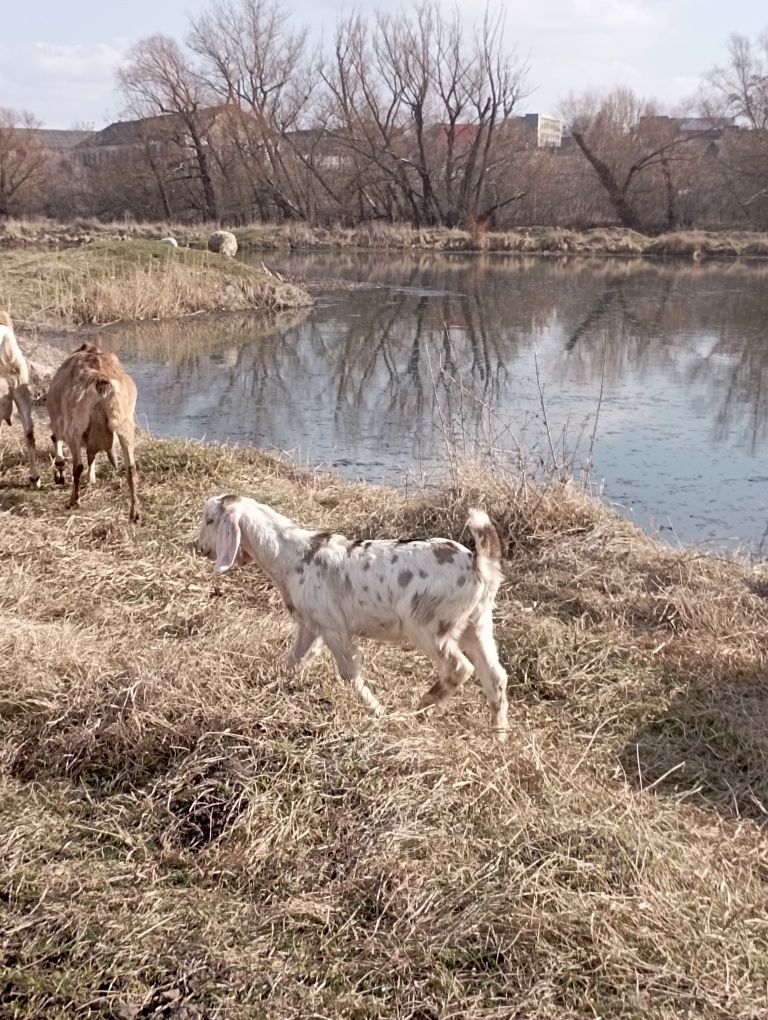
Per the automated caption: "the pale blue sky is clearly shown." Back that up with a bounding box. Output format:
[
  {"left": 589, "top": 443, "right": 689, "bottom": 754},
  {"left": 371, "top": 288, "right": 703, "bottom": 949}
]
[{"left": 2, "top": 0, "right": 766, "bottom": 128}]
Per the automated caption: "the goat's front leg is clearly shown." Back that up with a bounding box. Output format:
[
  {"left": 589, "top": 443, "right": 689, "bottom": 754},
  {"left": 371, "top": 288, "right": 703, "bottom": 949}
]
[
  {"left": 418, "top": 639, "right": 474, "bottom": 713},
  {"left": 324, "top": 632, "right": 383, "bottom": 718},
  {"left": 12, "top": 385, "right": 40, "bottom": 489},
  {"left": 282, "top": 622, "right": 322, "bottom": 672}
]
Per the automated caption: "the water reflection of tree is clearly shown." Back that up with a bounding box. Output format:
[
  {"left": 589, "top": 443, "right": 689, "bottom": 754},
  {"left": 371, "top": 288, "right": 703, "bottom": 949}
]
[
  {"left": 550, "top": 260, "right": 768, "bottom": 452},
  {"left": 225, "top": 264, "right": 523, "bottom": 449},
  {"left": 103, "top": 309, "right": 309, "bottom": 363},
  {"left": 115, "top": 254, "right": 768, "bottom": 468}
]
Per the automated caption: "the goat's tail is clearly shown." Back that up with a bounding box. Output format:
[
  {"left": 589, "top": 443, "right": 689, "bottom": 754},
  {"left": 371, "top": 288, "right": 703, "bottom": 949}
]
[
  {"left": 467, "top": 508, "right": 504, "bottom": 590},
  {"left": 94, "top": 376, "right": 120, "bottom": 398}
]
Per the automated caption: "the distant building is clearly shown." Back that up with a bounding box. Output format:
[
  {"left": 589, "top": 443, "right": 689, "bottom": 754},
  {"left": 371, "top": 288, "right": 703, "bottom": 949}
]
[
  {"left": 285, "top": 128, "right": 351, "bottom": 169},
  {"left": 425, "top": 123, "right": 481, "bottom": 149},
  {"left": 64, "top": 108, "right": 255, "bottom": 168},
  {"left": 19, "top": 128, "right": 95, "bottom": 152},
  {"left": 638, "top": 115, "right": 737, "bottom": 140},
  {"left": 519, "top": 114, "right": 562, "bottom": 148},
  {"left": 678, "top": 116, "right": 736, "bottom": 136},
  {"left": 74, "top": 113, "right": 198, "bottom": 167},
  {"left": 427, "top": 115, "right": 562, "bottom": 151},
  {"left": 14, "top": 127, "right": 94, "bottom": 168}
]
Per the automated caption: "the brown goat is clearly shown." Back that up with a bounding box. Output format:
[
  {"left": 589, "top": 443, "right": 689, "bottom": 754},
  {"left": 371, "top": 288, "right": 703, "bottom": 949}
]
[
  {"left": 47, "top": 343, "right": 139, "bottom": 521},
  {"left": 0, "top": 311, "right": 40, "bottom": 488}
]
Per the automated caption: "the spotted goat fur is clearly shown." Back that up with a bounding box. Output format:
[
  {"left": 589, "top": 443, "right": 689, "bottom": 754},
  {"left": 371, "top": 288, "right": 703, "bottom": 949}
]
[{"left": 197, "top": 494, "right": 509, "bottom": 739}]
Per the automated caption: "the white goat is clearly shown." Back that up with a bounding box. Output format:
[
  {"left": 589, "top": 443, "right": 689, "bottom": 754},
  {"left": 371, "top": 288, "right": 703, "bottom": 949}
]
[
  {"left": 197, "top": 495, "right": 509, "bottom": 740},
  {"left": 0, "top": 311, "right": 40, "bottom": 488}
]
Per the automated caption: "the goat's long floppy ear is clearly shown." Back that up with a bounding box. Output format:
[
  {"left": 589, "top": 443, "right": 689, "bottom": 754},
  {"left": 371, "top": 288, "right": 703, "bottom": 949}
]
[{"left": 214, "top": 505, "right": 242, "bottom": 574}]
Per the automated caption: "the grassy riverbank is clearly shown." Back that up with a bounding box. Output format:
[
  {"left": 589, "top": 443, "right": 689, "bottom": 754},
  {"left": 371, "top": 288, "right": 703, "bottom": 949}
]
[
  {"left": 4, "top": 216, "right": 768, "bottom": 261},
  {"left": 1, "top": 429, "right": 767, "bottom": 1018},
  {"left": 0, "top": 239, "right": 311, "bottom": 330}
]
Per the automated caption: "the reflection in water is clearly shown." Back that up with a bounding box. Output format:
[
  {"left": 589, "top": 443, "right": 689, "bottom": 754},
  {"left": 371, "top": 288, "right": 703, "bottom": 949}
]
[{"left": 98, "top": 253, "right": 768, "bottom": 551}]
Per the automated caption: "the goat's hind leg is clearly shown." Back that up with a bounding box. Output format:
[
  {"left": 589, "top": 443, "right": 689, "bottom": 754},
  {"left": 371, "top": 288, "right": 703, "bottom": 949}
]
[
  {"left": 324, "top": 632, "right": 383, "bottom": 718},
  {"left": 116, "top": 428, "right": 139, "bottom": 522},
  {"left": 12, "top": 385, "right": 40, "bottom": 488},
  {"left": 460, "top": 618, "right": 509, "bottom": 742},
  {"left": 106, "top": 435, "right": 118, "bottom": 470},
  {"left": 51, "top": 434, "right": 66, "bottom": 485},
  {"left": 86, "top": 441, "right": 100, "bottom": 486},
  {"left": 66, "top": 435, "right": 84, "bottom": 509}
]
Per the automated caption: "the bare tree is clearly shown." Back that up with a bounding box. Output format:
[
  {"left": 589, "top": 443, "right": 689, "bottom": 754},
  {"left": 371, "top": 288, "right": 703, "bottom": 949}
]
[
  {"left": 562, "top": 89, "right": 712, "bottom": 232},
  {"left": 321, "top": 2, "right": 528, "bottom": 227},
  {"left": 0, "top": 109, "right": 49, "bottom": 218},
  {"left": 118, "top": 35, "right": 220, "bottom": 221},
  {"left": 189, "top": 0, "right": 321, "bottom": 222},
  {"left": 704, "top": 31, "right": 768, "bottom": 227},
  {"left": 708, "top": 32, "right": 768, "bottom": 131}
]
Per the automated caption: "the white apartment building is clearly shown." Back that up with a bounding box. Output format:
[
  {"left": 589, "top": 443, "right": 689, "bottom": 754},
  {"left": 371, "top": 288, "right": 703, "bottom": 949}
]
[{"left": 522, "top": 113, "right": 563, "bottom": 148}]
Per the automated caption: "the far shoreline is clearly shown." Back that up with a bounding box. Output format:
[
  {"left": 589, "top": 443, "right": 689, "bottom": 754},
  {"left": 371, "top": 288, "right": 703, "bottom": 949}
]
[{"left": 4, "top": 218, "right": 768, "bottom": 264}]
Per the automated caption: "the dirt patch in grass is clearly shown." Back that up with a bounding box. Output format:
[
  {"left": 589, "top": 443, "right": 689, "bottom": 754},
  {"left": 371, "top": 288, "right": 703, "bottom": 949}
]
[
  {"left": 0, "top": 432, "right": 767, "bottom": 1017},
  {"left": 0, "top": 239, "right": 311, "bottom": 330}
]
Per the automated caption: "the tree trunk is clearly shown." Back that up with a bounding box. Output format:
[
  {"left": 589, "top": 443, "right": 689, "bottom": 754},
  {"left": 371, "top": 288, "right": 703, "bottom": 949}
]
[
  {"left": 662, "top": 158, "right": 677, "bottom": 231},
  {"left": 190, "top": 130, "right": 219, "bottom": 222},
  {"left": 571, "top": 130, "right": 643, "bottom": 231}
]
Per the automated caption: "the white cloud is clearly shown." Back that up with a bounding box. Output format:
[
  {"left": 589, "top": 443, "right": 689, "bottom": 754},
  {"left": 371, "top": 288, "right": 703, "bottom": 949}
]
[
  {"left": 0, "top": 0, "right": 719, "bottom": 127},
  {"left": 504, "top": 0, "right": 702, "bottom": 112},
  {"left": 33, "top": 41, "right": 126, "bottom": 79},
  {"left": 304, "top": 0, "right": 690, "bottom": 113},
  {"left": 0, "top": 39, "right": 130, "bottom": 126},
  {"left": 513, "top": 0, "right": 668, "bottom": 35}
]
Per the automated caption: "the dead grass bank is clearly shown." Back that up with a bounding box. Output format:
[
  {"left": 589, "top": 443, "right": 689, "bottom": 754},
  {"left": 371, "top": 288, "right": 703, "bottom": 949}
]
[
  {"left": 1, "top": 430, "right": 768, "bottom": 1018},
  {"left": 4, "top": 217, "right": 768, "bottom": 261},
  {"left": 0, "top": 239, "right": 310, "bottom": 330}
]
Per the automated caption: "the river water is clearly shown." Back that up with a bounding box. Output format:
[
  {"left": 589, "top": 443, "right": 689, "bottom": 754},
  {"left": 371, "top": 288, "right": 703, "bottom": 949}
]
[{"left": 99, "top": 251, "right": 768, "bottom": 552}]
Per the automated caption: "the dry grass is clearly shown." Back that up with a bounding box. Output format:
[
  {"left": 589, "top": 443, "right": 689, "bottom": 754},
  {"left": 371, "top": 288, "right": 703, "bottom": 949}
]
[
  {"left": 7, "top": 217, "right": 768, "bottom": 263},
  {"left": 6, "top": 218, "right": 768, "bottom": 262},
  {"left": 1, "top": 426, "right": 768, "bottom": 1019},
  {"left": 0, "top": 240, "right": 311, "bottom": 330}
]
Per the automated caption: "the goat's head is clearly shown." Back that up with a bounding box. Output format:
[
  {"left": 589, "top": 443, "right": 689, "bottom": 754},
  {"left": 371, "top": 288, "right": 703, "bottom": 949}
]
[{"left": 197, "top": 494, "right": 252, "bottom": 574}]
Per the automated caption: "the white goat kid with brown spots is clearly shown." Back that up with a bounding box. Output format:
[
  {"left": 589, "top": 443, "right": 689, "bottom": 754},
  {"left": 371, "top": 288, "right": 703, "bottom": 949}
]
[
  {"left": 197, "top": 495, "right": 509, "bottom": 740},
  {"left": 0, "top": 311, "right": 40, "bottom": 488}
]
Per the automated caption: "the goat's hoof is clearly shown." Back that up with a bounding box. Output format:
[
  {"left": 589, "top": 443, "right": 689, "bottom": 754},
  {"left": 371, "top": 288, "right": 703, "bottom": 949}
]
[
  {"left": 67, "top": 499, "right": 79, "bottom": 509},
  {"left": 129, "top": 511, "right": 140, "bottom": 524},
  {"left": 54, "top": 475, "right": 65, "bottom": 486},
  {"left": 29, "top": 477, "right": 41, "bottom": 490}
]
